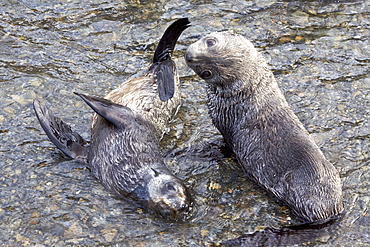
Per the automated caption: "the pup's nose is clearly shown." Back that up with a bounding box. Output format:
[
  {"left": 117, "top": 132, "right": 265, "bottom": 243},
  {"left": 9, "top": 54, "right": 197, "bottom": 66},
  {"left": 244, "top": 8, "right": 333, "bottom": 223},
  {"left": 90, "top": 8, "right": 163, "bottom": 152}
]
[{"left": 185, "top": 51, "right": 193, "bottom": 63}]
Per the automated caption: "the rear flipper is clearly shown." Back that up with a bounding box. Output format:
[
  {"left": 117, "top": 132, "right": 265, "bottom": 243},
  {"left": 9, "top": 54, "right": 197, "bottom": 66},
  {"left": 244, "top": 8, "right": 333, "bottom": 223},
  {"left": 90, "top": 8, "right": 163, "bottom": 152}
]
[{"left": 33, "top": 99, "right": 89, "bottom": 163}]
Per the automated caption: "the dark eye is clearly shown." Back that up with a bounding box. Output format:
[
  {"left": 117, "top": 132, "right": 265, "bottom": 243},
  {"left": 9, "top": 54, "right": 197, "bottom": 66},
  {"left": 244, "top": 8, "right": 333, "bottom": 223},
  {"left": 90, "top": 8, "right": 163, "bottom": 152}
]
[
  {"left": 165, "top": 183, "right": 176, "bottom": 192},
  {"left": 206, "top": 38, "right": 216, "bottom": 47},
  {"left": 201, "top": 70, "right": 212, "bottom": 79}
]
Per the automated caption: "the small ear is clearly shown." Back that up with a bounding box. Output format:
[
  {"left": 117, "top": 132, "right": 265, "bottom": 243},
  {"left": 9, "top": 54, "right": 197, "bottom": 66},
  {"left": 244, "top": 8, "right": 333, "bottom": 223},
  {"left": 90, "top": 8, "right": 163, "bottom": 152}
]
[
  {"left": 74, "top": 92, "right": 134, "bottom": 129},
  {"left": 156, "top": 59, "right": 175, "bottom": 101}
]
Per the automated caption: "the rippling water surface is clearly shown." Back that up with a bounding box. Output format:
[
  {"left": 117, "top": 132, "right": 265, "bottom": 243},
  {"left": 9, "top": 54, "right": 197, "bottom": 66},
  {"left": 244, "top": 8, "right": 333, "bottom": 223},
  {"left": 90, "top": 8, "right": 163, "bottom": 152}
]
[{"left": 1, "top": 0, "right": 369, "bottom": 246}]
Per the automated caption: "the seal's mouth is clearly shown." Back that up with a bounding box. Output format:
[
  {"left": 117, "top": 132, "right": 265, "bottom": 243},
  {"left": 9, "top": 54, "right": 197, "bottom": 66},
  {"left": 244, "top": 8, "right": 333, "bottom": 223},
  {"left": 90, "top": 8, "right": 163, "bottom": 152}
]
[
  {"left": 185, "top": 49, "right": 215, "bottom": 80},
  {"left": 185, "top": 50, "right": 209, "bottom": 65},
  {"left": 154, "top": 199, "right": 192, "bottom": 221}
]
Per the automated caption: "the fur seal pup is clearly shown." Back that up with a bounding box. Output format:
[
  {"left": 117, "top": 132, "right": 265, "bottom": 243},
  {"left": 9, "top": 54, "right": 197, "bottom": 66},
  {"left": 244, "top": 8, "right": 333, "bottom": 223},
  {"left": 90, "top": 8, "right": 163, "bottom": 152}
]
[
  {"left": 33, "top": 18, "right": 192, "bottom": 220},
  {"left": 185, "top": 31, "right": 343, "bottom": 223}
]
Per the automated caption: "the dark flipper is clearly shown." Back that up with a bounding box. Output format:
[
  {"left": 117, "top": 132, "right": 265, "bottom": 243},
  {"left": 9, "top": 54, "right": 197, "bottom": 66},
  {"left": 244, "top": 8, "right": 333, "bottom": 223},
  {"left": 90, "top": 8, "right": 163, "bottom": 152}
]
[
  {"left": 33, "top": 99, "right": 89, "bottom": 162},
  {"left": 151, "top": 18, "right": 191, "bottom": 101},
  {"left": 156, "top": 59, "right": 176, "bottom": 102},
  {"left": 153, "top": 18, "right": 191, "bottom": 64},
  {"left": 75, "top": 92, "right": 135, "bottom": 129}
]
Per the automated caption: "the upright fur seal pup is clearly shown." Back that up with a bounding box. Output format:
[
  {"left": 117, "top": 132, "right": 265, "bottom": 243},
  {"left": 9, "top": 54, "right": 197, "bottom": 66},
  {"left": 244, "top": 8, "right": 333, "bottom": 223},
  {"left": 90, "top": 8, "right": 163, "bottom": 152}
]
[
  {"left": 33, "top": 18, "right": 192, "bottom": 220},
  {"left": 185, "top": 31, "right": 343, "bottom": 223}
]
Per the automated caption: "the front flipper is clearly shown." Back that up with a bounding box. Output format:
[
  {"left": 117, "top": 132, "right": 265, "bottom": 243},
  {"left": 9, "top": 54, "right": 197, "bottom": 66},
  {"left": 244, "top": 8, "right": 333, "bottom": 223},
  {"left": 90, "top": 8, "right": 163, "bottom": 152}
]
[
  {"left": 33, "top": 99, "right": 89, "bottom": 162},
  {"left": 153, "top": 18, "right": 191, "bottom": 64},
  {"left": 75, "top": 93, "right": 135, "bottom": 129}
]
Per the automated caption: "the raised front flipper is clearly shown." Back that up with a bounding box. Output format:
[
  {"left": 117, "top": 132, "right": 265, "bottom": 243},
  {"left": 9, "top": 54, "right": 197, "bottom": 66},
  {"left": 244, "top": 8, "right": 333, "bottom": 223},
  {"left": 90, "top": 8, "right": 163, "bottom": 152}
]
[
  {"left": 75, "top": 92, "right": 136, "bottom": 129},
  {"left": 152, "top": 18, "right": 191, "bottom": 101},
  {"left": 153, "top": 18, "right": 191, "bottom": 64},
  {"left": 33, "top": 99, "right": 89, "bottom": 162}
]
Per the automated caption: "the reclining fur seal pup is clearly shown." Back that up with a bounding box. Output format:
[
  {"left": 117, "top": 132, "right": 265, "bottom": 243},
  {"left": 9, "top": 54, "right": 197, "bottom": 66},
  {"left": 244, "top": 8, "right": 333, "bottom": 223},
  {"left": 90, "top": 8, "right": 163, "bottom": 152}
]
[
  {"left": 185, "top": 31, "right": 343, "bottom": 224},
  {"left": 33, "top": 18, "right": 192, "bottom": 220}
]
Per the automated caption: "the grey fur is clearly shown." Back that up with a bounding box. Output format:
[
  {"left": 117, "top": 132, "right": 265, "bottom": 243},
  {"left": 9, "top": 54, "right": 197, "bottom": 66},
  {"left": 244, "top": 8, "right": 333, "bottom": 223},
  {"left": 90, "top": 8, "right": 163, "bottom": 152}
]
[
  {"left": 33, "top": 18, "right": 192, "bottom": 220},
  {"left": 185, "top": 31, "right": 343, "bottom": 223}
]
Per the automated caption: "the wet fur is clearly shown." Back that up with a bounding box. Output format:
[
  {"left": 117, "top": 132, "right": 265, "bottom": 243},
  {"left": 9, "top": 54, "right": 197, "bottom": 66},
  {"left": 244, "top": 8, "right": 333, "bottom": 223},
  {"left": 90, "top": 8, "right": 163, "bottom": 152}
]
[
  {"left": 34, "top": 18, "right": 192, "bottom": 220},
  {"left": 185, "top": 31, "right": 343, "bottom": 223},
  {"left": 77, "top": 93, "right": 191, "bottom": 217}
]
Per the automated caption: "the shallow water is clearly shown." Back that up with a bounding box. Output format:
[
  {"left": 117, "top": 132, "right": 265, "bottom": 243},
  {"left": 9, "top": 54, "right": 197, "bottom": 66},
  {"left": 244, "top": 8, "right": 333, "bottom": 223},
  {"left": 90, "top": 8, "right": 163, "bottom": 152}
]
[{"left": 1, "top": 0, "right": 369, "bottom": 246}]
